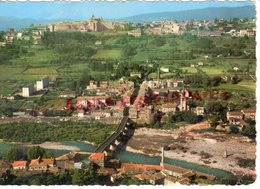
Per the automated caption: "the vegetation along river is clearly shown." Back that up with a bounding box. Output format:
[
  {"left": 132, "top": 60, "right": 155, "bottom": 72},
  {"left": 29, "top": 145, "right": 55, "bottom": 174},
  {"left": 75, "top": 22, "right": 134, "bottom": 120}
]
[{"left": 0, "top": 141, "right": 233, "bottom": 178}]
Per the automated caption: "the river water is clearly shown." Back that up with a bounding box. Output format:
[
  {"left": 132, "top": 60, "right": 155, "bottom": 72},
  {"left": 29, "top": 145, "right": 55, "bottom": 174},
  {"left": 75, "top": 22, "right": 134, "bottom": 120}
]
[{"left": 0, "top": 141, "right": 233, "bottom": 178}]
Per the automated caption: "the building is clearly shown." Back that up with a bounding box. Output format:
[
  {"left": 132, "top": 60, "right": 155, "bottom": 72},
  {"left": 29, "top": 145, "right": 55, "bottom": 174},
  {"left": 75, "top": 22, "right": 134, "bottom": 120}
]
[
  {"left": 55, "top": 152, "right": 80, "bottom": 170},
  {"left": 11, "top": 161, "right": 27, "bottom": 170},
  {"left": 226, "top": 111, "right": 245, "bottom": 126},
  {"left": 87, "top": 80, "right": 98, "bottom": 90},
  {"left": 22, "top": 84, "right": 34, "bottom": 97},
  {"left": 130, "top": 72, "right": 142, "bottom": 78},
  {"left": 4, "top": 28, "right": 17, "bottom": 44},
  {"left": 161, "top": 103, "right": 176, "bottom": 113},
  {"left": 239, "top": 28, "right": 256, "bottom": 37},
  {"left": 89, "top": 153, "right": 105, "bottom": 167},
  {"left": 29, "top": 157, "right": 55, "bottom": 171},
  {"left": 36, "top": 77, "right": 49, "bottom": 90},
  {"left": 192, "top": 107, "right": 204, "bottom": 116},
  {"left": 160, "top": 67, "right": 169, "bottom": 73},
  {"left": 241, "top": 108, "right": 256, "bottom": 121}
]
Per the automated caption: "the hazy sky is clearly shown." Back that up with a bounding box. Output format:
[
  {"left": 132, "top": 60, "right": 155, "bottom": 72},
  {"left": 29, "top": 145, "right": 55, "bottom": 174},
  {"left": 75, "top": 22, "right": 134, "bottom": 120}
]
[{"left": 0, "top": 1, "right": 255, "bottom": 20}]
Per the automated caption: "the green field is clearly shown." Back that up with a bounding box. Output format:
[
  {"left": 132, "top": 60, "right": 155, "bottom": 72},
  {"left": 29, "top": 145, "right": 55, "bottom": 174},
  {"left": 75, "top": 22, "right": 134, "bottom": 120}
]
[
  {"left": 92, "top": 49, "right": 122, "bottom": 59},
  {"left": 23, "top": 67, "right": 58, "bottom": 75}
]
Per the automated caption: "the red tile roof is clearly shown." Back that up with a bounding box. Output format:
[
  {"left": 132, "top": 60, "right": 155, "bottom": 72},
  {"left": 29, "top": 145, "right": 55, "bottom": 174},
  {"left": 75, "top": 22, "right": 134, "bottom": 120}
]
[
  {"left": 11, "top": 161, "right": 27, "bottom": 167},
  {"left": 89, "top": 153, "right": 105, "bottom": 160},
  {"left": 29, "top": 158, "right": 54, "bottom": 167}
]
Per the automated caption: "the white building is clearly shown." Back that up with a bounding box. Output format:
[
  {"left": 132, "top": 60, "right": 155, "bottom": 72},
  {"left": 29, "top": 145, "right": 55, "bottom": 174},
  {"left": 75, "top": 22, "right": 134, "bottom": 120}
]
[
  {"left": 36, "top": 77, "right": 49, "bottom": 90},
  {"left": 22, "top": 84, "right": 34, "bottom": 97}
]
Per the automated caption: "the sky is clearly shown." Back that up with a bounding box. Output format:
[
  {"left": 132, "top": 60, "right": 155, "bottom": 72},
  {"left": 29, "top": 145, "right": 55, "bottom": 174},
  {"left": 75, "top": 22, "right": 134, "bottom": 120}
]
[{"left": 0, "top": 1, "right": 255, "bottom": 20}]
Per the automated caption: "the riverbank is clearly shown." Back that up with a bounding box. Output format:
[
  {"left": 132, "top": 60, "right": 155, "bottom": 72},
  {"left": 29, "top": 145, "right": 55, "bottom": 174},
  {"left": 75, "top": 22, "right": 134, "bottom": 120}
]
[{"left": 125, "top": 121, "right": 256, "bottom": 177}]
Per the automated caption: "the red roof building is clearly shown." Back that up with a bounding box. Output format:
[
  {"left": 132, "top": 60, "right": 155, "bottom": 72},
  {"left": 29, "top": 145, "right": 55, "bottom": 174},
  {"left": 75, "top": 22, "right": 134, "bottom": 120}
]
[
  {"left": 11, "top": 161, "right": 27, "bottom": 170},
  {"left": 89, "top": 153, "right": 105, "bottom": 167},
  {"left": 29, "top": 158, "right": 55, "bottom": 171}
]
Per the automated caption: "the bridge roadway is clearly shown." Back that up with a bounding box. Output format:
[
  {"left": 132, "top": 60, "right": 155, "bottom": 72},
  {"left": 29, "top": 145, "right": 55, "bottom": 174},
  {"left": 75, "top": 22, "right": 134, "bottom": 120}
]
[{"left": 94, "top": 116, "right": 129, "bottom": 153}]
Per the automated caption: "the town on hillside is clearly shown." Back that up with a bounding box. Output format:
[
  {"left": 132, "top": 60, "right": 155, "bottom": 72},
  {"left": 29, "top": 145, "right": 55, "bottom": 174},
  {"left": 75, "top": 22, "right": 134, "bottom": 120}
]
[{"left": 0, "top": 6, "right": 257, "bottom": 186}]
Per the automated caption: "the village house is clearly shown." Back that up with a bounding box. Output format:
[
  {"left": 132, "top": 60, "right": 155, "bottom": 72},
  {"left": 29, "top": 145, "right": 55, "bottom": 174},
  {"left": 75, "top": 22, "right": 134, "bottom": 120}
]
[
  {"left": 11, "top": 161, "right": 28, "bottom": 170},
  {"left": 22, "top": 84, "right": 34, "bottom": 97},
  {"left": 239, "top": 28, "right": 256, "bottom": 37},
  {"left": 89, "top": 153, "right": 105, "bottom": 167},
  {"left": 160, "top": 103, "right": 176, "bottom": 113},
  {"left": 4, "top": 28, "right": 17, "bottom": 44},
  {"left": 130, "top": 72, "right": 142, "bottom": 78},
  {"left": 226, "top": 111, "right": 245, "bottom": 126},
  {"left": 191, "top": 106, "right": 205, "bottom": 116},
  {"left": 160, "top": 67, "right": 169, "bottom": 73},
  {"left": 241, "top": 108, "right": 256, "bottom": 121},
  {"left": 55, "top": 152, "right": 80, "bottom": 170},
  {"left": 87, "top": 80, "right": 98, "bottom": 90},
  {"left": 29, "top": 157, "right": 55, "bottom": 171}
]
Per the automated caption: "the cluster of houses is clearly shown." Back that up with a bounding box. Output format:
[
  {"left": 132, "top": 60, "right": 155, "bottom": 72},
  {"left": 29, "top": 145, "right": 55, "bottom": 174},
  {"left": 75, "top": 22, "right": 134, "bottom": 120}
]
[
  {"left": 144, "top": 21, "right": 184, "bottom": 35},
  {"left": 0, "top": 152, "right": 87, "bottom": 178},
  {"left": 88, "top": 148, "right": 215, "bottom": 185},
  {"left": 226, "top": 108, "right": 256, "bottom": 129}
]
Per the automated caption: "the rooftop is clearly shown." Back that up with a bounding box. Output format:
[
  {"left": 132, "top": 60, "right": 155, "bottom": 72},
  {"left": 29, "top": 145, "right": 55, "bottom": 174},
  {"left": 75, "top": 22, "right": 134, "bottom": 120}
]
[{"left": 12, "top": 161, "right": 27, "bottom": 167}]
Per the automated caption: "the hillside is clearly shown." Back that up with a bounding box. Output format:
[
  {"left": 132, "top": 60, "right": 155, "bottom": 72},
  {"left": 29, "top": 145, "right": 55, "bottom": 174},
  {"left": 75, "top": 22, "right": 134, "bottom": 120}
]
[{"left": 120, "top": 6, "right": 256, "bottom": 23}]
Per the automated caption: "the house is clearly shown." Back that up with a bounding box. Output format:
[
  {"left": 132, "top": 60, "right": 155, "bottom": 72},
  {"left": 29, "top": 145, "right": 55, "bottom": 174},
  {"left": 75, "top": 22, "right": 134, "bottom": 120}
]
[
  {"left": 160, "top": 67, "right": 169, "bottom": 73},
  {"left": 190, "top": 64, "right": 195, "bottom": 68},
  {"left": 95, "top": 41, "right": 102, "bottom": 45},
  {"left": 55, "top": 153, "right": 80, "bottom": 170},
  {"left": 99, "top": 81, "right": 109, "bottom": 89},
  {"left": 160, "top": 103, "right": 176, "bottom": 113},
  {"left": 22, "top": 84, "right": 34, "bottom": 97},
  {"left": 87, "top": 80, "right": 98, "bottom": 90},
  {"left": 233, "top": 67, "right": 239, "bottom": 71},
  {"left": 161, "top": 163, "right": 189, "bottom": 178},
  {"left": 29, "top": 157, "right": 55, "bottom": 171},
  {"left": 11, "top": 161, "right": 27, "bottom": 170},
  {"left": 149, "top": 172, "right": 165, "bottom": 185},
  {"left": 197, "top": 62, "right": 204, "bottom": 66},
  {"left": 191, "top": 107, "right": 204, "bottom": 116},
  {"left": 36, "top": 77, "right": 49, "bottom": 90},
  {"left": 241, "top": 108, "right": 256, "bottom": 121},
  {"left": 164, "top": 175, "right": 179, "bottom": 185},
  {"left": 226, "top": 111, "right": 245, "bottom": 126},
  {"left": 130, "top": 72, "right": 142, "bottom": 78},
  {"left": 89, "top": 153, "right": 105, "bottom": 167}
]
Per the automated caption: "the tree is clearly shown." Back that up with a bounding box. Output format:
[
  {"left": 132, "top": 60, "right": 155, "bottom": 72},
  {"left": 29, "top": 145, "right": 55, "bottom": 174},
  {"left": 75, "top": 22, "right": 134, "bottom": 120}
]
[
  {"left": 72, "top": 163, "right": 96, "bottom": 185},
  {"left": 27, "top": 146, "right": 46, "bottom": 160},
  {"left": 152, "top": 36, "right": 166, "bottom": 47},
  {"left": 229, "top": 125, "right": 239, "bottom": 134},
  {"left": 242, "top": 125, "right": 256, "bottom": 139},
  {"left": 122, "top": 45, "right": 137, "bottom": 57},
  {"left": 5, "top": 147, "right": 25, "bottom": 162}
]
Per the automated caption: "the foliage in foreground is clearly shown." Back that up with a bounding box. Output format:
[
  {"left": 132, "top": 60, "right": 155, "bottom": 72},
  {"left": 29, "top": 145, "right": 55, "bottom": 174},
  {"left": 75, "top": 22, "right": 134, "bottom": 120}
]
[{"left": 0, "top": 121, "right": 116, "bottom": 144}]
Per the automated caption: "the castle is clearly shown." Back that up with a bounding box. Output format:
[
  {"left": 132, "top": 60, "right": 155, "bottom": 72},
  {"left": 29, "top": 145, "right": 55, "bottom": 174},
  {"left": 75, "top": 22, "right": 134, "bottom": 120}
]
[{"left": 48, "top": 16, "right": 125, "bottom": 32}]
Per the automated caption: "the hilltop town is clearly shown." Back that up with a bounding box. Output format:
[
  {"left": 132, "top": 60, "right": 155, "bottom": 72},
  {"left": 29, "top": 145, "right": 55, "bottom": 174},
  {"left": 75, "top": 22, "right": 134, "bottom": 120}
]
[{"left": 0, "top": 15, "right": 256, "bottom": 185}]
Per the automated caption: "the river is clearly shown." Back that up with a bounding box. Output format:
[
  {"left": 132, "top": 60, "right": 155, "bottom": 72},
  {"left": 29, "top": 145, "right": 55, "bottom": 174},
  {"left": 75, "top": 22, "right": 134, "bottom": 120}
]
[{"left": 0, "top": 141, "right": 233, "bottom": 178}]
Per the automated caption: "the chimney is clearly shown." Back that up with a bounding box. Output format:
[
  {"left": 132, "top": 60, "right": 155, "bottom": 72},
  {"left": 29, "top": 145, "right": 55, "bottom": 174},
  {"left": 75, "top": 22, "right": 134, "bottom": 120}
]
[{"left": 160, "top": 147, "right": 164, "bottom": 166}]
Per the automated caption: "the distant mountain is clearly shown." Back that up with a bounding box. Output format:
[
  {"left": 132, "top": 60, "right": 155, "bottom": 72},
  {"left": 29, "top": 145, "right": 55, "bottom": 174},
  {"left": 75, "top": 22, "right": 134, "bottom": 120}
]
[
  {"left": 120, "top": 6, "right": 256, "bottom": 23},
  {"left": 0, "top": 17, "right": 75, "bottom": 31}
]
